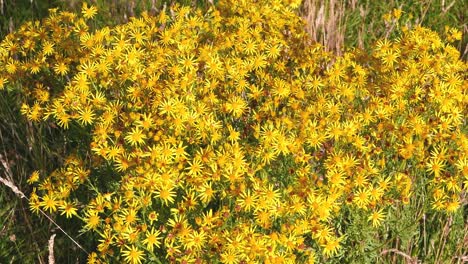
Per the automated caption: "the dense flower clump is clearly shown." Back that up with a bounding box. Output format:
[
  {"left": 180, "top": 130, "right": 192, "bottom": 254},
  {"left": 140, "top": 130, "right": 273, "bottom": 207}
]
[{"left": 0, "top": 0, "right": 466, "bottom": 263}]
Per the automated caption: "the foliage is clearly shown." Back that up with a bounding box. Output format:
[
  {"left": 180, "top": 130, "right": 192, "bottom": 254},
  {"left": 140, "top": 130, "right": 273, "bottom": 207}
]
[{"left": 0, "top": 0, "right": 466, "bottom": 263}]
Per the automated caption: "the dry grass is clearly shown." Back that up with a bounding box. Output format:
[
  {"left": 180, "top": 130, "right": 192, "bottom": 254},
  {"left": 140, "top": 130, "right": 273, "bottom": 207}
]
[
  {"left": 0, "top": 154, "right": 25, "bottom": 199},
  {"left": 301, "top": 0, "right": 350, "bottom": 55}
]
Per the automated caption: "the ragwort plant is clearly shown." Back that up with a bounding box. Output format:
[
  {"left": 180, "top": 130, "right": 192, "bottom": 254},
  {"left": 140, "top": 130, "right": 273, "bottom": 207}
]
[{"left": 0, "top": 0, "right": 466, "bottom": 263}]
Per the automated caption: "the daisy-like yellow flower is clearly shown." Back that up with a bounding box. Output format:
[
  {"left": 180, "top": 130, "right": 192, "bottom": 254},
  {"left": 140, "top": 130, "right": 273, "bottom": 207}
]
[
  {"left": 121, "top": 208, "right": 139, "bottom": 225},
  {"left": 122, "top": 245, "right": 145, "bottom": 264},
  {"left": 41, "top": 41, "right": 55, "bottom": 56},
  {"left": 368, "top": 208, "right": 386, "bottom": 227},
  {"left": 54, "top": 62, "right": 69, "bottom": 76},
  {"left": 0, "top": 77, "right": 8, "bottom": 90},
  {"left": 29, "top": 197, "right": 41, "bottom": 214},
  {"left": 225, "top": 96, "right": 247, "bottom": 118},
  {"left": 125, "top": 127, "right": 146, "bottom": 146},
  {"left": 313, "top": 225, "right": 333, "bottom": 244},
  {"left": 155, "top": 185, "right": 176, "bottom": 205},
  {"left": 198, "top": 182, "right": 215, "bottom": 204},
  {"left": 454, "top": 158, "right": 468, "bottom": 177},
  {"left": 237, "top": 189, "right": 257, "bottom": 212},
  {"left": 81, "top": 3, "right": 98, "bottom": 19},
  {"left": 5, "top": 59, "right": 17, "bottom": 74},
  {"left": 445, "top": 198, "right": 460, "bottom": 213},
  {"left": 147, "top": 211, "right": 159, "bottom": 225},
  {"left": 322, "top": 236, "right": 343, "bottom": 257},
  {"left": 59, "top": 201, "right": 78, "bottom": 218},
  {"left": 40, "top": 194, "right": 58, "bottom": 213},
  {"left": 221, "top": 248, "right": 239, "bottom": 264},
  {"left": 77, "top": 106, "right": 95, "bottom": 126},
  {"left": 426, "top": 157, "right": 446, "bottom": 177},
  {"left": 142, "top": 227, "right": 161, "bottom": 252},
  {"left": 187, "top": 157, "right": 204, "bottom": 176},
  {"left": 186, "top": 229, "right": 206, "bottom": 251},
  {"left": 83, "top": 210, "right": 101, "bottom": 230},
  {"left": 353, "top": 188, "right": 370, "bottom": 209},
  {"left": 27, "top": 170, "right": 40, "bottom": 184}
]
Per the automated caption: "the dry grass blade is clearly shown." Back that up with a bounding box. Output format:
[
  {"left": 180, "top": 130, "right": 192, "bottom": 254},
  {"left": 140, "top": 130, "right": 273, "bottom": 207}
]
[
  {"left": 302, "top": 0, "right": 347, "bottom": 55},
  {"left": 48, "top": 234, "right": 56, "bottom": 264},
  {"left": 0, "top": 175, "right": 25, "bottom": 198},
  {"left": 0, "top": 154, "right": 25, "bottom": 199}
]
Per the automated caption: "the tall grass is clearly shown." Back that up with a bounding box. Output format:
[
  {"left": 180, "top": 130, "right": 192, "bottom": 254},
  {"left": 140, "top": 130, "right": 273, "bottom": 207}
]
[
  {"left": 0, "top": 88, "right": 91, "bottom": 263},
  {"left": 0, "top": 91, "right": 48, "bottom": 263}
]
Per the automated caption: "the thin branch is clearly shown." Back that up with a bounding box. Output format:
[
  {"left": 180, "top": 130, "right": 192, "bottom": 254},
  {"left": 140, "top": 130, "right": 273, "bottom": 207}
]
[{"left": 380, "top": 248, "right": 419, "bottom": 264}]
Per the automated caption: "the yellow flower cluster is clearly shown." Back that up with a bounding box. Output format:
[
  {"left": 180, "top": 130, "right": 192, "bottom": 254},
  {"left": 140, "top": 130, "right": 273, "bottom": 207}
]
[{"left": 0, "top": 1, "right": 466, "bottom": 263}]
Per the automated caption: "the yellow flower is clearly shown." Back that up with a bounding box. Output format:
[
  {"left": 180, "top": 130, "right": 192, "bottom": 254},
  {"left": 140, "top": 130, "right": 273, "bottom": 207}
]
[
  {"left": 147, "top": 211, "right": 159, "bottom": 225},
  {"left": 186, "top": 229, "right": 206, "bottom": 251},
  {"left": 237, "top": 189, "right": 257, "bottom": 212},
  {"left": 155, "top": 185, "right": 176, "bottom": 205},
  {"left": 426, "top": 158, "right": 446, "bottom": 177},
  {"left": 266, "top": 43, "right": 281, "bottom": 59},
  {"left": 225, "top": 96, "right": 247, "bottom": 118},
  {"left": 5, "top": 59, "right": 18, "bottom": 74},
  {"left": 242, "top": 39, "right": 257, "bottom": 55},
  {"left": 81, "top": 3, "right": 98, "bottom": 19},
  {"left": 368, "top": 208, "right": 386, "bottom": 227},
  {"left": 431, "top": 198, "right": 445, "bottom": 211},
  {"left": 77, "top": 107, "right": 95, "bottom": 126},
  {"left": 221, "top": 249, "right": 239, "bottom": 264},
  {"left": 29, "top": 197, "right": 41, "bottom": 214},
  {"left": 106, "top": 145, "right": 123, "bottom": 161},
  {"left": 42, "top": 41, "right": 55, "bottom": 56},
  {"left": 263, "top": 184, "right": 281, "bottom": 206},
  {"left": 125, "top": 127, "right": 147, "bottom": 146},
  {"left": 353, "top": 188, "right": 370, "bottom": 209},
  {"left": 27, "top": 170, "right": 40, "bottom": 184},
  {"left": 187, "top": 157, "right": 204, "bottom": 176},
  {"left": 59, "top": 201, "right": 78, "bottom": 218},
  {"left": 73, "top": 73, "right": 90, "bottom": 91},
  {"left": 87, "top": 252, "right": 100, "bottom": 264},
  {"left": 392, "top": 8, "right": 403, "bottom": 20},
  {"left": 40, "top": 194, "right": 58, "bottom": 213},
  {"left": 142, "top": 227, "right": 162, "bottom": 251},
  {"left": 121, "top": 208, "right": 139, "bottom": 225},
  {"left": 455, "top": 158, "right": 468, "bottom": 177},
  {"left": 322, "top": 236, "right": 342, "bottom": 257},
  {"left": 0, "top": 77, "right": 8, "bottom": 90},
  {"left": 255, "top": 210, "right": 271, "bottom": 228},
  {"left": 159, "top": 99, "right": 176, "bottom": 117},
  {"left": 198, "top": 182, "right": 215, "bottom": 204},
  {"left": 313, "top": 225, "right": 333, "bottom": 243},
  {"left": 445, "top": 199, "right": 460, "bottom": 213},
  {"left": 353, "top": 173, "right": 369, "bottom": 188},
  {"left": 83, "top": 210, "right": 101, "bottom": 230},
  {"left": 122, "top": 245, "right": 145, "bottom": 264},
  {"left": 227, "top": 124, "right": 240, "bottom": 143}
]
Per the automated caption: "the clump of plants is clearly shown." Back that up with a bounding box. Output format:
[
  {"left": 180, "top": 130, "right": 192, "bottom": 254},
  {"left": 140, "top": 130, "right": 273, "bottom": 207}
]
[{"left": 0, "top": 0, "right": 466, "bottom": 263}]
